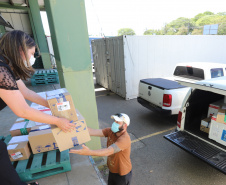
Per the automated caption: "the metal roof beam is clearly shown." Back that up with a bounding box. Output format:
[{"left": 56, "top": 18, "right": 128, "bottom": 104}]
[{"left": 0, "top": 2, "right": 29, "bottom": 10}]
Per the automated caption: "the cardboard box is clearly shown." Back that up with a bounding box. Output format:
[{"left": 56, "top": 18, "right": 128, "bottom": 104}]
[
  {"left": 28, "top": 125, "right": 58, "bottom": 154},
  {"left": 51, "top": 109, "right": 91, "bottom": 152},
  {"left": 10, "top": 120, "right": 36, "bottom": 136},
  {"left": 209, "top": 116, "right": 226, "bottom": 146},
  {"left": 15, "top": 117, "right": 29, "bottom": 123},
  {"left": 216, "top": 105, "right": 226, "bottom": 124},
  {"left": 200, "top": 117, "right": 211, "bottom": 133},
  {"left": 207, "top": 99, "right": 224, "bottom": 117},
  {"left": 30, "top": 103, "right": 50, "bottom": 111},
  {"left": 7, "top": 135, "right": 31, "bottom": 161},
  {"left": 46, "top": 88, "right": 78, "bottom": 122}
]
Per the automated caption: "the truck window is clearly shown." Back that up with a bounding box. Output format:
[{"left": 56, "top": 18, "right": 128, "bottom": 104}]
[
  {"left": 173, "top": 66, "right": 204, "bottom": 80},
  {"left": 210, "top": 68, "right": 224, "bottom": 78}
]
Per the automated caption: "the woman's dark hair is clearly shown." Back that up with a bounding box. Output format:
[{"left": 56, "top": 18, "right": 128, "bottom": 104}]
[{"left": 0, "top": 30, "right": 37, "bottom": 80}]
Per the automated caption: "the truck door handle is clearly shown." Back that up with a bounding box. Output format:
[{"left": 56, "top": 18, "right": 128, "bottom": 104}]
[{"left": 148, "top": 86, "right": 152, "bottom": 90}]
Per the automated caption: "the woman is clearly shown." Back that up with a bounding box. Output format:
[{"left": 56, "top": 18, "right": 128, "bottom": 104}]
[{"left": 0, "top": 30, "right": 75, "bottom": 185}]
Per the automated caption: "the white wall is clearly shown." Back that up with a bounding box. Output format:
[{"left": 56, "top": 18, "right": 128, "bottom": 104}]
[{"left": 124, "top": 35, "right": 226, "bottom": 99}]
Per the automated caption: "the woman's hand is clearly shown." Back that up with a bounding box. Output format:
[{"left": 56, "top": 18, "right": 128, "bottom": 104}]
[{"left": 56, "top": 118, "right": 76, "bottom": 132}]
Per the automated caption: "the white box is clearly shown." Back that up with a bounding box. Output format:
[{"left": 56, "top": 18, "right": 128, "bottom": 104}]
[
  {"left": 207, "top": 99, "right": 224, "bottom": 117},
  {"left": 209, "top": 116, "right": 226, "bottom": 146}
]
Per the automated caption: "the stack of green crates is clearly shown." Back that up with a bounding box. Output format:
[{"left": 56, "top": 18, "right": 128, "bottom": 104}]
[{"left": 31, "top": 69, "right": 59, "bottom": 86}]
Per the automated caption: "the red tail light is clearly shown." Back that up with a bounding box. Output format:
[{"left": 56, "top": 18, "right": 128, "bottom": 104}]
[
  {"left": 163, "top": 94, "right": 172, "bottom": 107},
  {"left": 177, "top": 111, "right": 182, "bottom": 128}
]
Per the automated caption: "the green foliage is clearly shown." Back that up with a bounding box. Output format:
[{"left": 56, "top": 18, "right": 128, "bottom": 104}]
[
  {"left": 218, "top": 23, "right": 226, "bottom": 35},
  {"left": 192, "top": 11, "right": 214, "bottom": 22},
  {"left": 167, "top": 17, "right": 191, "bottom": 29},
  {"left": 118, "top": 28, "right": 135, "bottom": 36},
  {"left": 141, "top": 11, "right": 226, "bottom": 35},
  {"left": 191, "top": 29, "right": 203, "bottom": 35},
  {"left": 196, "top": 14, "right": 226, "bottom": 26},
  {"left": 163, "top": 17, "right": 195, "bottom": 35},
  {"left": 176, "top": 26, "right": 188, "bottom": 35},
  {"left": 217, "top": 12, "right": 226, "bottom": 16},
  {"left": 144, "top": 29, "right": 163, "bottom": 35}
]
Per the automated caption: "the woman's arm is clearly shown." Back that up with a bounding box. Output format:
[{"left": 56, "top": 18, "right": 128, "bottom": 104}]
[
  {"left": 0, "top": 88, "right": 75, "bottom": 132},
  {"left": 16, "top": 79, "right": 49, "bottom": 108}
]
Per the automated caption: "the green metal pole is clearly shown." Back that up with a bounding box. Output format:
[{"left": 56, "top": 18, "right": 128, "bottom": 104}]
[
  {"left": 44, "top": 0, "right": 101, "bottom": 150},
  {"left": 28, "top": 0, "right": 51, "bottom": 69},
  {"left": 28, "top": 9, "right": 38, "bottom": 45}
]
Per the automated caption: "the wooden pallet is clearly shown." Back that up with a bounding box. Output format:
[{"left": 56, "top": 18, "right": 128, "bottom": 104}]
[{"left": 2, "top": 135, "right": 71, "bottom": 182}]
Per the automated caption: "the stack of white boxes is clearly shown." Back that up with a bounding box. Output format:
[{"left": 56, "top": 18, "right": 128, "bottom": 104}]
[
  {"left": 200, "top": 99, "right": 224, "bottom": 134},
  {"left": 203, "top": 99, "right": 226, "bottom": 146}
]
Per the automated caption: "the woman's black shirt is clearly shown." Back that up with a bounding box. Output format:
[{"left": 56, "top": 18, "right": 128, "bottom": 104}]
[{"left": 0, "top": 55, "right": 19, "bottom": 111}]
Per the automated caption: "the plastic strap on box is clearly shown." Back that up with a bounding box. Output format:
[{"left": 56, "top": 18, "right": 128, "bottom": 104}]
[
  {"left": 20, "top": 121, "right": 29, "bottom": 135},
  {"left": 30, "top": 127, "right": 51, "bottom": 132},
  {"left": 224, "top": 110, "right": 226, "bottom": 123}
]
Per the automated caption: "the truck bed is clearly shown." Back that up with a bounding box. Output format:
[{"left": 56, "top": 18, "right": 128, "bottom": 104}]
[{"left": 140, "top": 78, "right": 185, "bottom": 90}]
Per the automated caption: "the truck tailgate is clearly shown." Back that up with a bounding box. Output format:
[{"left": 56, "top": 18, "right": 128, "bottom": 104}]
[
  {"left": 140, "top": 78, "right": 185, "bottom": 90},
  {"left": 139, "top": 81, "right": 164, "bottom": 107},
  {"left": 139, "top": 78, "right": 185, "bottom": 107},
  {"left": 164, "top": 131, "right": 226, "bottom": 174}
]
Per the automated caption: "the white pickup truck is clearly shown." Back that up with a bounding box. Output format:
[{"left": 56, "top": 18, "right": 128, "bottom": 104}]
[
  {"left": 164, "top": 76, "right": 226, "bottom": 174},
  {"left": 137, "top": 62, "right": 226, "bottom": 116}
]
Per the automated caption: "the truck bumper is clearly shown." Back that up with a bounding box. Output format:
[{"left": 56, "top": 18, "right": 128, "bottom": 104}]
[{"left": 137, "top": 97, "right": 172, "bottom": 116}]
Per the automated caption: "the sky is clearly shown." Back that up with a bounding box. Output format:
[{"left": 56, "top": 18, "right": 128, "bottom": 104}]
[{"left": 41, "top": 0, "right": 226, "bottom": 36}]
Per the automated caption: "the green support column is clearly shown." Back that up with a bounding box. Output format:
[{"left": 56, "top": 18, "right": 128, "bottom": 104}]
[
  {"left": 28, "top": 10, "right": 38, "bottom": 45},
  {"left": 28, "top": 0, "right": 51, "bottom": 69},
  {"left": 44, "top": 0, "right": 101, "bottom": 150}
]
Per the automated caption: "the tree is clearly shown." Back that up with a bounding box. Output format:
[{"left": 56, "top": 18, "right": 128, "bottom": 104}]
[
  {"left": 164, "top": 17, "right": 194, "bottom": 35},
  {"left": 192, "top": 11, "right": 214, "bottom": 22},
  {"left": 167, "top": 17, "right": 191, "bottom": 29},
  {"left": 118, "top": 28, "right": 135, "bottom": 36},
  {"left": 191, "top": 29, "right": 203, "bottom": 35},
  {"left": 176, "top": 26, "right": 188, "bottom": 35},
  {"left": 143, "top": 29, "right": 163, "bottom": 35},
  {"left": 195, "top": 14, "right": 226, "bottom": 26},
  {"left": 218, "top": 23, "right": 226, "bottom": 35}
]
